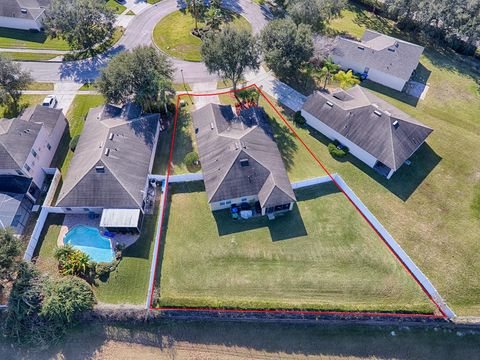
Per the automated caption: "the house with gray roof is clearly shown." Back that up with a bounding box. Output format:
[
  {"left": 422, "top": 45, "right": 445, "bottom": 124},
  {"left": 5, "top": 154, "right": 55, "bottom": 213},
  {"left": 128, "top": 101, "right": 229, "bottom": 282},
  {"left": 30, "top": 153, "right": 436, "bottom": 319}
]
[
  {"left": 55, "top": 104, "right": 159, "bottom": 232},
  {"left": 191, "top": 103, "right": 296, "bottom": 217},
  {"left": 0, "top": 0, "right": 51, "bottom": 31},
  {"left": 301, "top": 86, "right": 432, "bottom": 179},
  {"left": 0, "top": 105, "right": 66, "bottom": 233},
  {"left": 332, "top": 29, "right": 424, "bottom": 91}
]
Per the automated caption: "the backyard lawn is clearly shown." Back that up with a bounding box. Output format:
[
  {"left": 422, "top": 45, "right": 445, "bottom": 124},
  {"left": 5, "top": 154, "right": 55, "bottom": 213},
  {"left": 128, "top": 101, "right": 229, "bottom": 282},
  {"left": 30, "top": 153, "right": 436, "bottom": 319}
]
[
  {"left": 155, "top": 181, "right": 434, "bottom": 312},
  {"left": 153, "top": 10, "right": 252, "bottom": 62},
  {"left": 0, "top": 27, "right": 69, "bottom": 50},
  {"left": 33, "top": 202, "right": 159, "bottom": 305}
]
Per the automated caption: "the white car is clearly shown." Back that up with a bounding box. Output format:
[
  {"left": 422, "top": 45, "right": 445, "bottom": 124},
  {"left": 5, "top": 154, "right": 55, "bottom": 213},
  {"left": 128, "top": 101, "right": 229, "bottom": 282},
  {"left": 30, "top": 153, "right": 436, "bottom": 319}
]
[{"left": 42, "top": 95, "right": 58, "bottom": 109}]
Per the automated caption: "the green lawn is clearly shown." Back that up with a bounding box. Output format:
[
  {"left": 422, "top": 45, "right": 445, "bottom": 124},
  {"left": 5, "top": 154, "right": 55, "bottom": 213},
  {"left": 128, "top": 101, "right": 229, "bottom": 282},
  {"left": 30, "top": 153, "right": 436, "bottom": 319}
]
[
  {"left": 0, "top": 52, "right": 59, "bottom": 61},
  {"left": 0, "top": 27, "right": 69, "bottom": 50},
  {"left": 277, "top": 2, "right": 480, "bottom": 316},
  {"left": 27, "top": 82, "right": 55, "bottom": 91},
  {"left": 153, "top": 10, "right": 252, "bottom": 62},
  {"left": 155, "top": 181, "right": 434, "bottom": 313},
  {"left": 50, "top": 95, "right": 105, "bottom": 178},
  {"left": 152, "top": 98, "right": 198, "bottom": 174},
  {"left": 172, "top": 83, "right": 192, "bottom": 92},
  {"left": 0, "top": 94, "right": 44, "bottom": 118},
  {"left": 32, "top": 203, "right": 159, "bottom": 305},
  {"left": 106, "top": 0, "right": 127, "bottom": 15}
]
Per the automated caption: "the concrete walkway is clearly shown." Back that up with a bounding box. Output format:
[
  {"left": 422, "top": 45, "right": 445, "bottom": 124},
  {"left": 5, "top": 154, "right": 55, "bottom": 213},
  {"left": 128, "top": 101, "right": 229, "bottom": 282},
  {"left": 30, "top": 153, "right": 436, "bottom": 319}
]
[{"left": 192, "top": 82, "right": 220, "bottom": 109}]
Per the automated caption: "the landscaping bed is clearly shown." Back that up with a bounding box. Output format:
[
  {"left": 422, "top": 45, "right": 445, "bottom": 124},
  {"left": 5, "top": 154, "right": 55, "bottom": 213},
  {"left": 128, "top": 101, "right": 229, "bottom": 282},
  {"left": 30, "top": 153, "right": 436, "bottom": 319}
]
[{"left": 154, "top": 181, "right": 435, "bottom": 313}]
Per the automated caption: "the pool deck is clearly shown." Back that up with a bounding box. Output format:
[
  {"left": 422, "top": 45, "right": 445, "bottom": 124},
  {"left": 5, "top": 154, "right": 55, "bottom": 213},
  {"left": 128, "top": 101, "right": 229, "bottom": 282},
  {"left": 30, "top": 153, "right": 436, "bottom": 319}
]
[{"left": 57, "top": 215, "right": 139, "bottom": 250}]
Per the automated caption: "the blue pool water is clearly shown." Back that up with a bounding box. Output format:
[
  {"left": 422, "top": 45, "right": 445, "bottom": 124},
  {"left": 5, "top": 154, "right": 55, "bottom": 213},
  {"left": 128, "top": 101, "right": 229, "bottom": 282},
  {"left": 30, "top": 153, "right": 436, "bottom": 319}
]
[{"left": 64, "top": 225, "right": 115, "bottom": 263}]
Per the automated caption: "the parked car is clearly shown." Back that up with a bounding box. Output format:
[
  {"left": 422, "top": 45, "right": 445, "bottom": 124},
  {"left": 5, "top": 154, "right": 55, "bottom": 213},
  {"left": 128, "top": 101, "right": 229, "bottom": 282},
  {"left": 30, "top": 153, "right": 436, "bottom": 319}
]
[{"left": 42, "top": 95, "right": 58, "bottom": 108}]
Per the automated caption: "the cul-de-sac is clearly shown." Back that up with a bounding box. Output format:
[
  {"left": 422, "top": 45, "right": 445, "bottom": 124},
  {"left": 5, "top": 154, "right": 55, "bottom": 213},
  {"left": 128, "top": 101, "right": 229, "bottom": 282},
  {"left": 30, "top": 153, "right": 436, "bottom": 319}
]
[{"left": 0, "top": 0, "right": 479, "bottom": 358}]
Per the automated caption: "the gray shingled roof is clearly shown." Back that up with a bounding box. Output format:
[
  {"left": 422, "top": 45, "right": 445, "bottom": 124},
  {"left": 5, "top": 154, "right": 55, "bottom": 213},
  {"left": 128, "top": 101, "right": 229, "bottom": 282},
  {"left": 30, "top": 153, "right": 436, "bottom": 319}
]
[
  {"left": 0, "top": 0, "right": 50, "bottom": 21},
  {"left": 56, "top": 104, "right": 159, "bottom": 209},
  {"left": 302, "top": 86, "right": 432, "bottom": 170},
  {"left": 191, "top": 104, "right": 295, "bottom": 208},
  {"left": 0, "top": 106, "right": 64, "bottom": 169},
  {"left": 332, "top": 29, "right": 424, "bottom": 81}
]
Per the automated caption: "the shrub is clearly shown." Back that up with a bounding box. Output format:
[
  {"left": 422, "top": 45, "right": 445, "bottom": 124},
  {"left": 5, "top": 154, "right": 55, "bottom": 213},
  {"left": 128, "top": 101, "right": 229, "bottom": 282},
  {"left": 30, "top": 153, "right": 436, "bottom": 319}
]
[
  {"left": 328, "top": 140, "right": 349, "bottom": 158},
  {"left": 236, "top": 88, "right": 259, "bottom": 103},
  {"left": 53, "top": 245, "right": 92, "bottom": 277},
  {"left": 294, "top": 111, "right": 306, "bottom": 126},
  {"left": 69, "top": 134, "right": 80, "bottom": 151},
  {"left": 184, "top": 151, "right": 199, "bottom": 168},
  {"left": 0, "top": 228, "right": 22, "bottom": 280}
]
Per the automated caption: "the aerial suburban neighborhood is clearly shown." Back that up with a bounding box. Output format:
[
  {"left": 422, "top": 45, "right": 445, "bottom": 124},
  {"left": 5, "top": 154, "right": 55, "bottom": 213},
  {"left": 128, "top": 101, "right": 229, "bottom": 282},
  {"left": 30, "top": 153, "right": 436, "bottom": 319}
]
[{"left": 0, "top": 0, "right": 478, "bottom": 358}]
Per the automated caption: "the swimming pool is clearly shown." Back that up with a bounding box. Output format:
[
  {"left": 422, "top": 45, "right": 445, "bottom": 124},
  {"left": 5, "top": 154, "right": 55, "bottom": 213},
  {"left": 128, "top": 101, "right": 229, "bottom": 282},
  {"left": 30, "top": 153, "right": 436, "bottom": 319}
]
[{"left": 63, "top": 225, "right": 115, "bottom": 263}]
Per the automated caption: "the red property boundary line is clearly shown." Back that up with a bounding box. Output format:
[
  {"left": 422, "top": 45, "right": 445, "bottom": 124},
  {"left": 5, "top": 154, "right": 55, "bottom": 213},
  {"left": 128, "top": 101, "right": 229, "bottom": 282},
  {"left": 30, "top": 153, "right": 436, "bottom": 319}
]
[{"left": 148, "top": 84, "right": 447, "bottom": 319}]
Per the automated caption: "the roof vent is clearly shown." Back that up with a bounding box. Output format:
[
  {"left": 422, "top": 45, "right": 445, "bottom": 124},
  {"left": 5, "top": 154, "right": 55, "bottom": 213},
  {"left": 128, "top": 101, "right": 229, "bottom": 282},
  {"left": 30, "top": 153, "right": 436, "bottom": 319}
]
[
  {"left": 373, "top": 110, "right": 382, "bottom": 116},
  {"left": 21, "top": 8, "right": 28, "bottom": 14},
  {"left": 357, "top": 46, "right": 365, "bottom": 50},
  {"left": 109, "top": 133, "right": 114, "bottom": 140},
  {"left": 95, "top": 166, "right": 105, "bottom": 173},
  {"left": 240, "top": 159, "right": 249, "bottom": 167},
  {"left": 210, "top": 122, "right": 214, "bottom": 130},
  {"left": 326, "top": 101, "right": 334, "bottom": 107},
  {"left": 104, "top": 148, "right": 110, "bottom": 156},
  {"left": 392, "top": 120, "right": 399, "bottom": 128}
]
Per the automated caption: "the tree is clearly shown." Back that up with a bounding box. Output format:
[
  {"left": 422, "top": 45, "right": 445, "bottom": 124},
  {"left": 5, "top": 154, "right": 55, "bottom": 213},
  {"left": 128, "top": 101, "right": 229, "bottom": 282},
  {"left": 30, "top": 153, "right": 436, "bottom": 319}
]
[
  {"left": 41, "top": 276, "right": 95, "bottom": 324},
  {"left": 0, "top": 228, "right": 22, "bottom": 279},
  {"left": 333, "top": 70, "right": 360, "bottom": 89},
  {"left": 54, "top": 245, "right": 91, "bottom": 277},
  {"left": 0, "top": 55, "right": 32, "bottom": 109},
  {"left": 260, "top": 18, "right": 313, "bottom": 79},
  {"left": 201, "top": 26, "right": 260, "bottom": 90},
  {"left": 44, "top": 0, "right": 115, "bottom": 52},
  {"left": 206, "top": 6, "right": 223, "bottom": 30},
  {"left": 287, "top": 0, "right": 346, "bottom": 30},
  {"left": 186, "top": 0, "right": 206, "bottom": 30},
  {"left": 96, "top": 46, "right": 174, "bottom": 112},
  {"left": 315, "top": 57, "right": 340, "bottom": 89},
  {"left": 4, "top": 262, "right": 95, "bottom": 346}
]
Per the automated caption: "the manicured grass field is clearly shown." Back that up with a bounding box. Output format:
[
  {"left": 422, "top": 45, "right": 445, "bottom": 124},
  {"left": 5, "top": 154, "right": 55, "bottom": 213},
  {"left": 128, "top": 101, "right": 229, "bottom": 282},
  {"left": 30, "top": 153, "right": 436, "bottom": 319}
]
[
  {"left": 0, "top": 27, "right": 69, "bottom": 50},
  {"left": 153, "top": 10, "right": 252, "bottom": 62},
  {"left": 0, "top": 94, "right": 44, "bottom": 118},
  {"left": 27, "top": 82, "right": 55, "bottom": 91},
  {"left": 0, "top": 52, "right": 59, "bottom": 61},
  {"left": 155, "top": 181, "right": 434, "bottom": 312},
  {"left": 50, "top": 95, "right": 105, "bottom": 178},
  {"left": 33, "top": 203, "right": 159, "bottom": 305},
  {"left": 280, "top": 2, "right": 480, "bottom": 315},
  {"left": 106, "top": 0, "right": 127, "bottom": 15}
]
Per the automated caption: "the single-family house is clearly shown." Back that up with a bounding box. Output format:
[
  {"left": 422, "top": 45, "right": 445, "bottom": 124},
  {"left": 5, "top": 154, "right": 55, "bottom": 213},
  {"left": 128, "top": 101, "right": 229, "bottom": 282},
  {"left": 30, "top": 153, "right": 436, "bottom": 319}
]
[
  {"left": 0, "top": 106, "right": 67, "bottom": 233},
  {"left": 301, "top": 86, "right": 433, "bottom": 179},
  {"left": 55, "top": 104, "right": 160, "bottom": 233},
  {"left": 191, "top": 103, "right": 296, "bottom": 217},
  {"left": 331, "top": 29, "right": 424, "bottom": 91},
  {"left": 0, "top": 0, "right": 51, "bottom": 31}
]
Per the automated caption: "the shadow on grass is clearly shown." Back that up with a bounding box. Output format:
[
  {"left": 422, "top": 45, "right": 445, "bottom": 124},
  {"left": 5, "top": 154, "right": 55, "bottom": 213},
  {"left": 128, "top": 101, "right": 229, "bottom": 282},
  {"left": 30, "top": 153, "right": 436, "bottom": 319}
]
[
  {"left": 304, "top": 124, "right": 441, "bottom": 201},
  {"left": 361, "top": 80, "right": 420, "bottom": 107},
  {"left": 50, "top": 124, "right": 71, "bottom": 169},
  {"left": 0, "top": 27, "right": 47, "bottom": 44}
]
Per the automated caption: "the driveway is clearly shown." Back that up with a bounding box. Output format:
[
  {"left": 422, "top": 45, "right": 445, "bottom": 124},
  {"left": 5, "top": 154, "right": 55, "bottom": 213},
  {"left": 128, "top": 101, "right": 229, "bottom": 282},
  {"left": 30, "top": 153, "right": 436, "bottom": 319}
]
[{"left": 19, "top": 0, "right": 269, "bottom": 84}]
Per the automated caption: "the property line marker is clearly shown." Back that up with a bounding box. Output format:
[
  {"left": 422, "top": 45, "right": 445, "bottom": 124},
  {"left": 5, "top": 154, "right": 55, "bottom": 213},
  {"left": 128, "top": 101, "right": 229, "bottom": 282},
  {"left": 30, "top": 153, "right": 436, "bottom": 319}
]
[{"left": 148, "top": 85, "right": 447, "bottom": 319}]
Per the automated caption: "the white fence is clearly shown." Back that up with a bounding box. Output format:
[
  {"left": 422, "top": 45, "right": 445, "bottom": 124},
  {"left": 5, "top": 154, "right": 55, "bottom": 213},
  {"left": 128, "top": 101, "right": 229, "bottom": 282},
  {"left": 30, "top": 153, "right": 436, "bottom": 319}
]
[
  {"left": 331, "top": 174, "right": 456, "bottom": 318},
  {"left": 292, "top": 175, "right": 332, "bottom": 189},
  {"left": 148, "top": 173, "right": 204, "bottom": 183}
]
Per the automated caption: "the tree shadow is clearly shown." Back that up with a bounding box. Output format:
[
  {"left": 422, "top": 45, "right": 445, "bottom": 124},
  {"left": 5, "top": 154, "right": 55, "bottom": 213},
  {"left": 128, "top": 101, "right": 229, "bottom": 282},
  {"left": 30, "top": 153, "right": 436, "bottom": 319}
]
[
  {"left": 50, "top": 124, "right": 72, "bottom": 169},
  {"left": 267, "top": 114, "right": 297, "bottom": 172}
]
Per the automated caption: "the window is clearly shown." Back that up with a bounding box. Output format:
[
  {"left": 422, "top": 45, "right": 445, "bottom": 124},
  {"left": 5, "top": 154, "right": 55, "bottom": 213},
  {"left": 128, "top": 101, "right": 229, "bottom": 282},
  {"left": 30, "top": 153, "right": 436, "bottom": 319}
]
[
  {"left": 24, "top": 164, "right": 31, "bottom": 172},
  {"left": 241, "top": 198, "right": 247, "bottom": 202},
  {"left": 66, "top": 208, "right": 72, "bottom": 211},
  {"left": 83, "top": 208, "right": 90, "bottom": 212},
  {"left": 225, "top": 200, "right": 231, "bottom": 205},
  {"left": 47, "top": 143, "right": 52, "bottom": 151},
  {"left": 220, "top": 201, "right": 225, "bottom": 206},
  {"left": 31, "top": 149, "right": 38, "bottom": 158}
]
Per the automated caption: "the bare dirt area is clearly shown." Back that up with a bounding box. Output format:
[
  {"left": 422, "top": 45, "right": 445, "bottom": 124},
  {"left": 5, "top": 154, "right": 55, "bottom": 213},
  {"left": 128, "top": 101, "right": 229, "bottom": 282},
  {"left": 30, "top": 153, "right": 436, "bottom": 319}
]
[{"left": 1, "top": 320, "right": 479, "bottom": 359}]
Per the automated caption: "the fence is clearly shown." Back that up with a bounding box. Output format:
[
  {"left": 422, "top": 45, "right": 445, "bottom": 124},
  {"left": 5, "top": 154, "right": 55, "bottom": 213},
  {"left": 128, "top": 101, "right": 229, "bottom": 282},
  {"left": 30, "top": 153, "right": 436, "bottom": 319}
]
[
  {"left": 291, "top": 175, "right": 332, "bottom": 189},
  {"left": 149, "top": 173, "right": 204, "bottom": 183}
]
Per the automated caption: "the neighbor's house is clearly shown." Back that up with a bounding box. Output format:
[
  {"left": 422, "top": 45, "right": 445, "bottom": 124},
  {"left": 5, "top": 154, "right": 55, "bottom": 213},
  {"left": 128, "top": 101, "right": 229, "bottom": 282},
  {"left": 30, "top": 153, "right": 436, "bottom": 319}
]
[
  {"left": 192, "top": 103, "right": 296, "bottom": 217},
  {"left": 55, "top": 104, "right": 160, "bottom": 233},
  {"left": 0, "top": 0, "right": 51, "bottom": 31},
  {"left": 0, "top": 106, "right": 66, "bottom": 233},
  {"left": 331, "top": 29, "right": 424, "bottom": 92},
  {"left": 301, "top": 86, "right": 433, "bottom": 179}
]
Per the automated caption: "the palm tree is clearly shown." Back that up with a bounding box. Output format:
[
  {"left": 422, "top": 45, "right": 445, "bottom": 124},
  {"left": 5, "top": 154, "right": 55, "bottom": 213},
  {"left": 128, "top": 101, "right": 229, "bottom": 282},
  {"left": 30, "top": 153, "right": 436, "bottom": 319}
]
[
  {"left": 316, "top": 58, "right": 340, "bottom": 90},
  {"left": 333, "top": 70, "right": 360, "bottom": 89}
]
